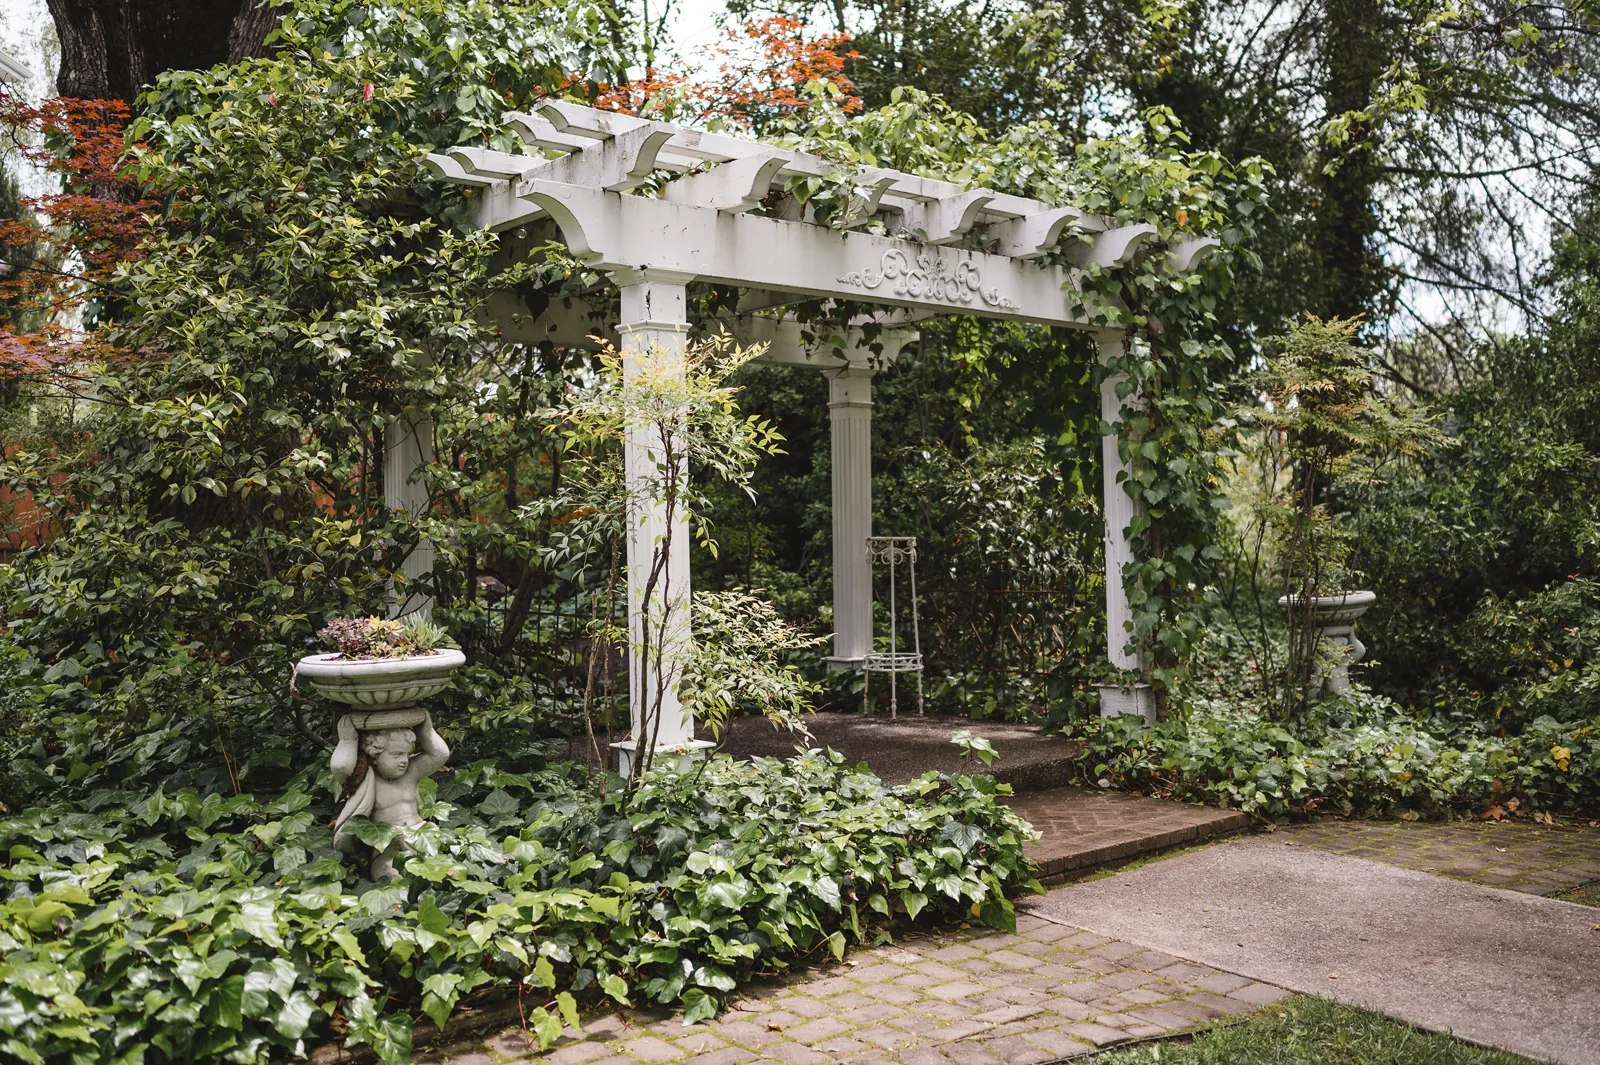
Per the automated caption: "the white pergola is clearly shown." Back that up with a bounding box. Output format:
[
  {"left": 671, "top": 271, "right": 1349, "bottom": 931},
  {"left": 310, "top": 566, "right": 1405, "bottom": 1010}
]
[{"left": 412, "top": 101, "right": 1219, "bottom": 759}]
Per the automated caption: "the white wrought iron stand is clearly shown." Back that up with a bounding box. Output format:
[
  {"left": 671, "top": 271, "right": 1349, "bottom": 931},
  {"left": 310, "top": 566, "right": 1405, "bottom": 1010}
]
[{"left": 864, "top": 536, "right": 924, "bottom": 718}]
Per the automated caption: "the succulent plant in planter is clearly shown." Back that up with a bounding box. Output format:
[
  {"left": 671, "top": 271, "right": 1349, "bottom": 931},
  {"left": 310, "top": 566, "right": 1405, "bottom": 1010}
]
[
  {"left": 295, "top": 616, "right": 466, "bottom": 709},
  {"left": 293, "top": 616, "right": 466, "bottom": 880}
]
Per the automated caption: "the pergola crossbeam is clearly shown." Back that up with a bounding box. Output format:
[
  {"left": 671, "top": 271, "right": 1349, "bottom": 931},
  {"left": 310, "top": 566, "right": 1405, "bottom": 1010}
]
[
  {"left": 1168, "top": 236, "right": 1221, "bottom": 273},
  {"left": 1073, "top": 223, "right": 1158, "bottom": 269},
  {"left": 514, "top": 178, "right": 1100, "bottom": 325},
  {"left": 662, "top": 152, "right": 791, "bottom": 214},
  {"left": 985, "top": 206, "right": 1084, "bottom": 259},
  {"left": 902, "top": 189, "right": 998, "bottom": 245}
]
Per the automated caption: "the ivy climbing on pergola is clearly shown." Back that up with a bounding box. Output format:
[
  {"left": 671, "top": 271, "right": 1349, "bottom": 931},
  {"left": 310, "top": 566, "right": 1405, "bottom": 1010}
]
[{"left": 415, "top": 100, "right": 1234, "bottom": 765}]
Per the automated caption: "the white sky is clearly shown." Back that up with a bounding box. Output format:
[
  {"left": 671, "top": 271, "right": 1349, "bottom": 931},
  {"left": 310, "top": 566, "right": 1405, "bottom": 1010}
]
[
  {"left": 0, "top": 0, "right": 51, "bottom": 98},
  {"left": 663, "top": 0, "right": 731, "bottom": 57}
]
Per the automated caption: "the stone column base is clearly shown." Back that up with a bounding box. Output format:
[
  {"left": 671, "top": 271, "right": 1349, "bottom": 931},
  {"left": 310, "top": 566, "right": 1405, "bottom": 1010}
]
[
  {"left": 611, "top": 738, "right": 716, "bottom": 778},
  {"left": 824, "top": 655, "right": 865, "bottom": 673},
  {"left": 1097, "top": 683, "right": 1157, "bottom": 724}
]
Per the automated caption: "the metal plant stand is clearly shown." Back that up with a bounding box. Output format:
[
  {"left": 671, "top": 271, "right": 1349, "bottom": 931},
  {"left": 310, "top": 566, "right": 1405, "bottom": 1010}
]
[{"left": 863, "top": 536, "right": 924, "bottom": 718}]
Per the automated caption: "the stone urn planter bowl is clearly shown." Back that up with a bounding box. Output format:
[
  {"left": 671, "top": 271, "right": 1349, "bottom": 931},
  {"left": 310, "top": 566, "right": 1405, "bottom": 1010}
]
[
  {"left": 1275, "top": 590, "right": 1376, "bottom": 691},
  {"left": 294, "top": 648, "right": 467, "bottom": 709}
]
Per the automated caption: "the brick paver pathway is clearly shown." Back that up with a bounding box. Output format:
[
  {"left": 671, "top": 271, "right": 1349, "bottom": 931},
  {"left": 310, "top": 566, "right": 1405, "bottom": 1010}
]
[
  {"left": 430, "top": 914, "right": 1287, "bottom": 1065},
  {"left": 1006, "top": 788, "right": 1249, "bottom": 883},
  {"left": 1287, "top": 819, "right": 1600, "bottom": 895}
]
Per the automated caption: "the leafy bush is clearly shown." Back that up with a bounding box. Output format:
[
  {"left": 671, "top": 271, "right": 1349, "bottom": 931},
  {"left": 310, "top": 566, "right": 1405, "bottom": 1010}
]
[
  {"left": 1070, "top": 694, "right": 1599, "bottom": 822},
  {"left": 0, "top": 753, "right": 1038, "bottom": 1065},
  {"left": 0, "top": 0, "right": 616, "bottom": 792}
]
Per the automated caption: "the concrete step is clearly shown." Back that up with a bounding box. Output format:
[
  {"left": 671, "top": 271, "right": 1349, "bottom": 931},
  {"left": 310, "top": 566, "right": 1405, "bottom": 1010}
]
[
  {"left": 703, "top": 712, "right": 1084, "bottom": 794},
  {"left": 1007, "top": 786, "right": 1251, "bottom": 883}
]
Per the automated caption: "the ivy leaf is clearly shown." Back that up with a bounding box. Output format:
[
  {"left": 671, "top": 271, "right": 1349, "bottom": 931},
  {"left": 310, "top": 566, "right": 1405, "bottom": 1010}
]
[
  {"left": 900, "top": 891, "right": 928, "bottom": 921},
  {"left": 600, "top": 973, "right": 631, "bottom": 1005},
  {"left": 371, "top": 1013, "right": 413, "bottom": 1065},
  {"left": 418, "top": 896, "right": 451, "bottom": 936},
  {"left": 533, "top": 1007, "right": 564, "bottom": 1047},
  {"left": 343, "top": 818, "right": 400, "bottom": 852},
  {"left": 276, "top": 989, "right": 318, "bottom": 1039},
  {"left": 555, "top": 991, "right": 581, "bottom": 1032},
  {"left": 477, "top": 790, "right": 521, "bottom": 820},
  {"left": 331, "top": 928, "right": 369, "bottom": 969},
  {"left": 680, "top": 988, "right": 716, "bottom": 1025},
  {"left": 273, "top": 845, "right": 308, "bottom": 875},
  {"left": 940, "top": 822, "right": 985, "bottom": 854},
  {"left": 202, "top": 974, "right": 244, "bottom": 1030},
  {"left": 421, "top": 973, "right": 462, "bottom": 1030},
  {"left": 23, "top": 900, "right": 74, "bottom": 933},
  {"left": 1, "top": 1039, "right": 44, "bottom": 1065},
  {"left": 235, "top": 897, "right": 285, "bottom": 949}
]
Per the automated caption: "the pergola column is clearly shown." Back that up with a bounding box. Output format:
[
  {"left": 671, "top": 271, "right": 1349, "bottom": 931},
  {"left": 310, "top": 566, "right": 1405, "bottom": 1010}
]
[
  {"left": 383, "top": 410, "right": 435, "bottom": 620},
  {"left": 610, "top": 269, "right": 710, "bottom": 774},
  {"left": 1095, "top": 329, "right": 1156, "bottom": 721},
  {"left": 825, "top": 363, "right": 875, "bottom": 668}
]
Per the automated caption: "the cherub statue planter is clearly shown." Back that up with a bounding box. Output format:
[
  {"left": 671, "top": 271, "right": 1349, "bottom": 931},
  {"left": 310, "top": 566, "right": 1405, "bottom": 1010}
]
[
  {"left": 294, "top": 617, "right": 466, "bottom": 881},
  {"left": 329, "top": 709, "right": 450, "bottom": 880}
]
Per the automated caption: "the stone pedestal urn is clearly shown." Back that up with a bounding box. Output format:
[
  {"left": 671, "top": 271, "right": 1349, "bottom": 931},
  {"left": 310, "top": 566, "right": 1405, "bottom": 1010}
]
[
  {"left": 294, "top": 649, "right": 466, "bottom": 880},
  {"left": 1277, "top": 591, "right": 1377, "bottom": 692}
]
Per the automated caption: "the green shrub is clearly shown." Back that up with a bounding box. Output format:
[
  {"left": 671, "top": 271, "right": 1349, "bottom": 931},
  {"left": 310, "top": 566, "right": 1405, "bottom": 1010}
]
[
  {"left": 1070, "top": 692, "right": 1600, "bottom": 821},
  {"left": 0, "top": 753, "right": 1038, "bottom": 1065}
]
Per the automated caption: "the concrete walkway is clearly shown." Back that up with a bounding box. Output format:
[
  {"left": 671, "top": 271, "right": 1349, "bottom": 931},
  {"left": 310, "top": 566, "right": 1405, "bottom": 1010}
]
[{"left": 1026, "top": 835, "right": 1600, "bottom": 1065}]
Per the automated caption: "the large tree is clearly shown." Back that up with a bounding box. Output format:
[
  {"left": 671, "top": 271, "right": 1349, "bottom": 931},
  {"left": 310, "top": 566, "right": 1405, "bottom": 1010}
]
[
  {"left": 45, "top": 0, "right": 283, "bottom": 103},
  {"left": 729, "top": 0, "right": 1600, "bottom": 360}
]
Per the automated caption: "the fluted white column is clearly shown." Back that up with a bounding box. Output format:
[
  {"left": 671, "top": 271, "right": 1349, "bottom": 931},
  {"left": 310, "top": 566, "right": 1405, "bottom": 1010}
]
[
  {"left": 1096, "top": 329, "right": 1155, "bottom": 721},
  {"left": 826, "top": 364, "right": 874, "bottom": 667},
  {"left": 383, "top": 411, "right": 435, "bottom": 620},
  {"left": 611, "top": 269, "right": 708, "bottom": 772}
]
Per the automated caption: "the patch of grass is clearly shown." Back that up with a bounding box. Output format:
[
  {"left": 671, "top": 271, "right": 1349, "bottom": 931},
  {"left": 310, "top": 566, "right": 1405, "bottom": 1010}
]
[
  {"left": 1549, "top": 881, "right": 1600, "bottom": 907},
  {"left": 1088, "top": 997, "right": 1546, "bottom": 1064}
]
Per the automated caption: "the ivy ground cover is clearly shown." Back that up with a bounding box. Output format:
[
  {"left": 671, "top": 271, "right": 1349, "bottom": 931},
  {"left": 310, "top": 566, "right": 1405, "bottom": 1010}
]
[{"left": 0, "top": 752, "right": 1037, "bottom": 1065}]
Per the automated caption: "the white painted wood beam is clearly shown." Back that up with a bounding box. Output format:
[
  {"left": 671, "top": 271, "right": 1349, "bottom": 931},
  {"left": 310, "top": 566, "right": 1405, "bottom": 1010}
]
[
  {"left": 844, "top": 170, "right": 903, "bottom": 227},
  {"left": 1095, "top": 329, "right": 1157, "bottom": 721},
  {"left": 419, "top": 153, "right": 494, "bottom": 187},
  {"left": 827, "top": 363, "right": 875, "bottom": 668},
  {"left": 1168, "top": 237, "right": 1221, "bottom": 273},
  {"left": 514, "top": 178, "right": 1099, "bottom": 327},
  {"left": 503, "top": 111, "right": 593, "bottom": 153},
  {"left": 899, "top": 189, "right": 997, "bottom": 245},
  {"left": 1073, "top": 223, "right": 1158, "bottom": 269},
  {"left": 535, "top": 99, "right": 649, "bottom": 140},
  {"left": 662, "top": 152, "right": 790, "bottom": 213},
  {"left": 384, "top": 410, "right": 436, "bottom": 620},
  {"left": 518, "top": 124, "right": 678, "bottom": 192},
  {"left": 611, "top": 268, "right": 706, "bottom": 771},
  {"left": 984, "top": 205, "right": 1084, "bottom": 258},
  {"left": 444, "top": 146, "right": 539, "bottom": 180}
]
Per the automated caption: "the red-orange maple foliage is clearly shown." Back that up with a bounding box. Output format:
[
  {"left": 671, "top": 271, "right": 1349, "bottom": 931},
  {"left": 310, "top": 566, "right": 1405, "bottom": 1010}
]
[
  {"left": 595, "top": 16, "right": 861, "bottom": 127},
  {"left": 0, "top": 92, "right": 157, "bottom": 378}
]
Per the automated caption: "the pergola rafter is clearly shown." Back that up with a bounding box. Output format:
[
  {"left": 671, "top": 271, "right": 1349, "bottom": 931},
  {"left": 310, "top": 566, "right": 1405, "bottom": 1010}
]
[{"left": 415, "top": 102, "right": 1220, "bottom": 764}]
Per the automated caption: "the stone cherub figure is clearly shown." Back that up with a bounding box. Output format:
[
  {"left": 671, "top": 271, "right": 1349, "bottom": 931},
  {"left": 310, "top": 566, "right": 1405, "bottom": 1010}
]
[{"left": 330, "top": 712, "right": 449, "bottom": 880}]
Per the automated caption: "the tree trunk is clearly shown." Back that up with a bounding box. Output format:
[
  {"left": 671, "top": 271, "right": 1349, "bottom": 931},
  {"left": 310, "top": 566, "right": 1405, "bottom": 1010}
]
[
  {"left": 1314, "top": 0, "right": 1392, "bottom": 321},
  {"left": 46, "top": 0, "right": 284, "bottom": 103}
]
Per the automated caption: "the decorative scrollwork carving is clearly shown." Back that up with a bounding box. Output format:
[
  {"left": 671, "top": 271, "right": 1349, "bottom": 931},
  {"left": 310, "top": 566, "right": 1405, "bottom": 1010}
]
[{"left": 837, "top": 250, "right": 1018, "bottom": 311}]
